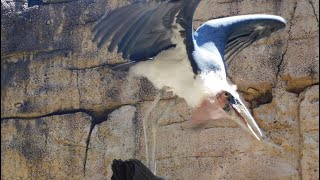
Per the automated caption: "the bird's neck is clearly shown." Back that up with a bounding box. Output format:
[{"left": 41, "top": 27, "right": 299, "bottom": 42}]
[
  {"left": 193, "top": 24, "right": 228, "bottom": 56},
  {"left": 191, "top": 25, "right": 228, "bottom": 74},
  {"left": 191, "top": 44, "right": 227, "bottom": 77}
]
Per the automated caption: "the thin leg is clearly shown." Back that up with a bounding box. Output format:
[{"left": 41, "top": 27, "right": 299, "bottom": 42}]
[
  {"left": 151, "top": 97, "right": 180, "bottom": 175},
  {"left": 142, "top": 88, "right": 166, "bottom": 170}
]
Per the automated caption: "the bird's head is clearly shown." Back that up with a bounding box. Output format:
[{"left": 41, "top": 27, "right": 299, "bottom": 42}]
[{"left": 191, "top": 73, "right": 263, "bottom": 140}]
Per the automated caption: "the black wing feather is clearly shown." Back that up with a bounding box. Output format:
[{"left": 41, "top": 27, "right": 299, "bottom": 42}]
[
  {"left": 92, "top": 0, "right": 201, "bottom": 62},
  {"left": 107, "top": 8, "right": 151, "bottom": 51},
  {"left": 93, "top": 4, "right": 142, "bottom": 43},
  {"left": 97, "top": 4, "right": 151, "bottom": 48},
  {"left": 223, "top": 18, "right": 286, "bottom": 65}
]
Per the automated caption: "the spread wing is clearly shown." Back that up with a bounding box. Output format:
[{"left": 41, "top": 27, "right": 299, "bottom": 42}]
[
  {"left": 92, "top": 0, "right": 201, "bottom": 62},
  {"left": 223, "top": 15, "right": 286, "bottom": 65},
  {"left": 193, "top": 14, "right": 286, "bottom": 73}
]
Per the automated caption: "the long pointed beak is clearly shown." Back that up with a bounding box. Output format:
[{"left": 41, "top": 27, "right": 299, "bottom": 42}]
[{"left": 229, "top": 100, "right": 263, "bottom": 140}]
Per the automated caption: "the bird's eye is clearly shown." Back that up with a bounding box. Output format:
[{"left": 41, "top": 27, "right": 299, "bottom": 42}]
[{"left": 224, "top": 92, "right": 237, "bottom": 104}]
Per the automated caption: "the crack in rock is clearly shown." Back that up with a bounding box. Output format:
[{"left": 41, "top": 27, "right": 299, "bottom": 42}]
[
  {"left": 83, "top": 122, "right": 95, "bottom": 174},
  {"left": 297, "top": 92, "right": 304, "bottom": 179},
  {"left": 66, "top": 63, "right": 113, "bottom": 71},
  {"left": 1, "top": 109, "right": 93, "bottom": 121},
  {"left": 82, "top": 105, "right": 136, "bottom": 174},
  {"left": 308, "top": 0, "right": 319, "bottom": 23},
  {"left": 1, "top": 49, "right": 71, "bottom": 62},
  {"left": 276, "top": 0, "right": 298, "bottom": 82}
]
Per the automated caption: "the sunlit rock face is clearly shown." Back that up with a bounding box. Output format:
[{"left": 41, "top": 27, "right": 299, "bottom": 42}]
[{"left": 1, "top": 0, "right": 319, "bottom": 179}]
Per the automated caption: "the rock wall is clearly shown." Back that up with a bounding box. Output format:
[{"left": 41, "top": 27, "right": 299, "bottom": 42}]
[{"left": 1, "top": 0, "right": 319, "bottom": 179}]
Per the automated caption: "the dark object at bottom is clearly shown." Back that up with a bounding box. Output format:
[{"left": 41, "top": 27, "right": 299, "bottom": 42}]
[{"left": 111, "top": 159, "right": 164, "bottom": 180}]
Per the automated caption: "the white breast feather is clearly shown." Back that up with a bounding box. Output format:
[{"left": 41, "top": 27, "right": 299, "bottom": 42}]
[{"left": 129, "top": 47, "right": 235, "bottom": 108}]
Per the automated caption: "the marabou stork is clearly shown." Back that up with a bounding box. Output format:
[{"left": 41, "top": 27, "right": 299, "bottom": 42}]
[{"left": 92, "top": 0, "right": 286, "bottom": 172}]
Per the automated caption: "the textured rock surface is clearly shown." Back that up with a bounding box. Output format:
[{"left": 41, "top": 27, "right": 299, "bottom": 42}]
[
  {"left": 299, "top": 86, "right": 319, "bottom": 180},
  {"left": 1, "top": 113, "right": 92, "bottom": 179},
  {"left": 1, "top": 0, "right": 319, "bottom": 180}
]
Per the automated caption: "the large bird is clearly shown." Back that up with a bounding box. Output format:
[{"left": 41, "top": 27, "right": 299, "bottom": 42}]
[{"left": 93, "top": 0, "right": 286, "bottom": 172}]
